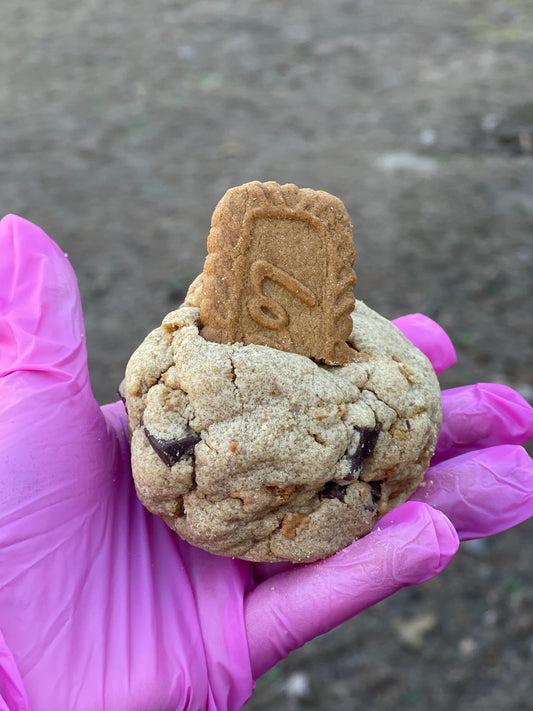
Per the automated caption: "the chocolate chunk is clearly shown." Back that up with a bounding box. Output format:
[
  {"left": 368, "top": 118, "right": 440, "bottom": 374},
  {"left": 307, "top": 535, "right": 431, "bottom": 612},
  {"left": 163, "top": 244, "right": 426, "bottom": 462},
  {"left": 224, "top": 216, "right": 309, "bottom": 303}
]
[
  {"left": 319, "top": 481, "right": 347, "bottom": 501},
  {"left": 144, "top": 428, "right": 201, "bottom": 467},
  {"left": 347, "top": 424, "right": 381, "bottom": 479},
  {"left": 175, "top": 496, "right": 185, "bottom": 517},
  {"left": 369, "top": 480, "right": 382, "bottom": 503}
]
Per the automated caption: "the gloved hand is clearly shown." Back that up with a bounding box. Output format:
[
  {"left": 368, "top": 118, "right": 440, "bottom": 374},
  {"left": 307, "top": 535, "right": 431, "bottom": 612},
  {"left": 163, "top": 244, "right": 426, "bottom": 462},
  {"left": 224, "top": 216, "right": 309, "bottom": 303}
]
[{"left": 1, "top": 215, "right": 532, "bottom": 711}]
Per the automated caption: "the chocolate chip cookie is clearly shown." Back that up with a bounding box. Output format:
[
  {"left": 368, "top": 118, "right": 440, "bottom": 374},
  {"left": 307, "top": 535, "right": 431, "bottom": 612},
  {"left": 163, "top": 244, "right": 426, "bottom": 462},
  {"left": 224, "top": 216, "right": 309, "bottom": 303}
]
[{"left": 121, "top": 285, "right": 441, "bottom": 562}]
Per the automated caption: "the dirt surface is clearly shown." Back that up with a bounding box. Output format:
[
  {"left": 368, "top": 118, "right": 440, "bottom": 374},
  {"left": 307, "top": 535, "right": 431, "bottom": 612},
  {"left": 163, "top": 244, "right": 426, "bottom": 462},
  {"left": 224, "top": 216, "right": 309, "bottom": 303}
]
[{"left": 1, "top": 1, "right": 532, "bottom": 708}]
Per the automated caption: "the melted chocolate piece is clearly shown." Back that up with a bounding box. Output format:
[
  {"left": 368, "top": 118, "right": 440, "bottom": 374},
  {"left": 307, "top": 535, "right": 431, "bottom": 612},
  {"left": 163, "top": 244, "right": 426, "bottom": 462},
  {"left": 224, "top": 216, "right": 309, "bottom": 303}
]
[
  {"left": 319, "top": 481, "right": 347, "bottom": 502},
  {"left": 347, "top": 424, "right": 381, "bottom": 479},
  {"left": 369, "top": 480, "right": 383, "bottom": 503},
  {"left": 144, "top": 428, "right": 201, "bottom": 467}
]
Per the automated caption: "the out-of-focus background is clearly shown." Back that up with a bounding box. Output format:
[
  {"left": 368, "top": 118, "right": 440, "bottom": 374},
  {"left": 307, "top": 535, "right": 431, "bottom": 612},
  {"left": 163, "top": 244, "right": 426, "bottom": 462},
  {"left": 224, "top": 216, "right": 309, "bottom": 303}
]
[{"left": 2, "top": 1, "right": 532, "bottom": 708}]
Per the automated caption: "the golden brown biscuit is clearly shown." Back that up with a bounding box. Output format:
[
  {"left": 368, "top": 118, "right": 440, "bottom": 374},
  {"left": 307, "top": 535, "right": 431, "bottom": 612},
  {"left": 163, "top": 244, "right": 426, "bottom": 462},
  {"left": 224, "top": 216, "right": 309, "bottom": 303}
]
[{"left": 200, "top": 181, "right": 357, "bottom": 365}]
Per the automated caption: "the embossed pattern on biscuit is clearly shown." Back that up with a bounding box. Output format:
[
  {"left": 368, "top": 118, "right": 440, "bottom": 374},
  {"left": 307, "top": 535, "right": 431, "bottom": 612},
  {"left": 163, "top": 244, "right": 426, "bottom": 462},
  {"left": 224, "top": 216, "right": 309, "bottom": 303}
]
[{"left": 200, "top": 181, "right": 357, "bottom": 365}]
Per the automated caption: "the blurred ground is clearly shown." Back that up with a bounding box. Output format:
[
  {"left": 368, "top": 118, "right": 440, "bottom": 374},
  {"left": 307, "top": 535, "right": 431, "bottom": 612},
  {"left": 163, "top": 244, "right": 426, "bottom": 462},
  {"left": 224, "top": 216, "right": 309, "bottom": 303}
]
[{"left": 1, "top": 1, "right": 532, "bottom": 709}]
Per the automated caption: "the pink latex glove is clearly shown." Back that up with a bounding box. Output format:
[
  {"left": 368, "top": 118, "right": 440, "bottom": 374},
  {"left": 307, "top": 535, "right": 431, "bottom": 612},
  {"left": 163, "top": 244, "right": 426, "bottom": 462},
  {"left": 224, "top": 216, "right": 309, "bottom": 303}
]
[{"left": 1, "top": 216, "right": 532, "bottom": 711}]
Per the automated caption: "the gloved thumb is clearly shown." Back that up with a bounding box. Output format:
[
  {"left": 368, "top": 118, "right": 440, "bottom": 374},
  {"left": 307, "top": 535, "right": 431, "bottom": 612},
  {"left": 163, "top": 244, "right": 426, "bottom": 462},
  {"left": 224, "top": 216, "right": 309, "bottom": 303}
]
[
  {"left": 0, "top": 214, "right": 91, "bottom": 400},
  {"left": 0, "top": 215, "right": 109, "bottom": 513}
]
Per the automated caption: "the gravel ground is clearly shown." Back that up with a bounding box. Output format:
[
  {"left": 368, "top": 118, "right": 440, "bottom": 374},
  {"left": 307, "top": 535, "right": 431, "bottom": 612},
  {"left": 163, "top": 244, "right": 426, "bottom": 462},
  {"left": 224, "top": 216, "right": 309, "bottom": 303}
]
[{"left": 1, "top": 1, "right": 532, "bottom": 708}]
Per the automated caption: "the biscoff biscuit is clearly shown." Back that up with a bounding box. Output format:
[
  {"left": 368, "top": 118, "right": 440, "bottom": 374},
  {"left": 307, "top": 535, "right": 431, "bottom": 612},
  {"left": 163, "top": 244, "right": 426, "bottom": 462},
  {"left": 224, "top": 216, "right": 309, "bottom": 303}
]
[{"left": 200, "top": 181, "right": 357, "bottom": 365}]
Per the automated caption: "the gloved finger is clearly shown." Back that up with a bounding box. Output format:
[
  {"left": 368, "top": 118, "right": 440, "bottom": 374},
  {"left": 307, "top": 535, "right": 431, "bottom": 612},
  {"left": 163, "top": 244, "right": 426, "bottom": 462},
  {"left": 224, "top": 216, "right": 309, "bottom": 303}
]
[
  {"left": 392, "top": 313, "right": 456, "bottom": 374},
  {"left": 251, "top": 560, "right": 295, "bottom": 584},
  {"left": 0, "top": 629, "right": 31, "bottom": 711},
  {"left": 412, "top": 445, "right": 533, "bottom": 540},
  {"left": 0, "top": 217, "right": 115, "bottom": 510},
  {"left": 433, "top": 383, "right": 533, "bottom": 464},
  {"left": 0, "top": 214, "right": 90, "bottom": 400},
  {"left": 101, "top": 399, "right": 129, "bottom": 434},
  {"left": 244, "top": 501, "right": 458, "bottom": 678}
]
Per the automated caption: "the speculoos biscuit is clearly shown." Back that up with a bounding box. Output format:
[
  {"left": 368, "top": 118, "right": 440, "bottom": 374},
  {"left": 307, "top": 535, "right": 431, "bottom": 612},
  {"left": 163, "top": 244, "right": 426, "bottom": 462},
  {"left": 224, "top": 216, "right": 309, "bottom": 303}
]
[{"left": 200, "top": 181, "right": 357, "bottom": 365}]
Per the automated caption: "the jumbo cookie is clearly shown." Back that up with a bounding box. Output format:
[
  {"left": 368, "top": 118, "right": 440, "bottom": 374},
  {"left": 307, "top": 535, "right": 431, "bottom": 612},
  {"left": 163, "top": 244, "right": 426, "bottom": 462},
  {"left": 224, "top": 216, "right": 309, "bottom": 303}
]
[{"left": 121, "top": 181, "right": 442, "bottom": 563}]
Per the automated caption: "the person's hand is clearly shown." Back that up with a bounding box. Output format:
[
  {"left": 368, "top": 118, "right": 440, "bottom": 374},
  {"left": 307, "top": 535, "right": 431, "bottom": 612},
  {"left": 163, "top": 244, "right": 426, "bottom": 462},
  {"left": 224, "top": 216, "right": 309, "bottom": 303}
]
[{"left": 1, "top": 215, "right": 532, "bottom": 711}]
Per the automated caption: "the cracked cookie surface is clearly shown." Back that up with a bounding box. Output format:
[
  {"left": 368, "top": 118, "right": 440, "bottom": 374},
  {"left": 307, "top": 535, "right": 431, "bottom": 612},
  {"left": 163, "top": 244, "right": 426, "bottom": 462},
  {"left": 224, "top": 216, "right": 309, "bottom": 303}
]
[{"left": 121, "top": 282, "right": 441, "bottom": 562}]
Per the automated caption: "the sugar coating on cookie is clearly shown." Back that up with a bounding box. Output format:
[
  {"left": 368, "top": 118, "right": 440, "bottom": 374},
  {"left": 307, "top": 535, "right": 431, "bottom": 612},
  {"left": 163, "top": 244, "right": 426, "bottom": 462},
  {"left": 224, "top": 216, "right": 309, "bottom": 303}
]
[{"left": 121, "top": 282, "right": 441, "bottom": 563}]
